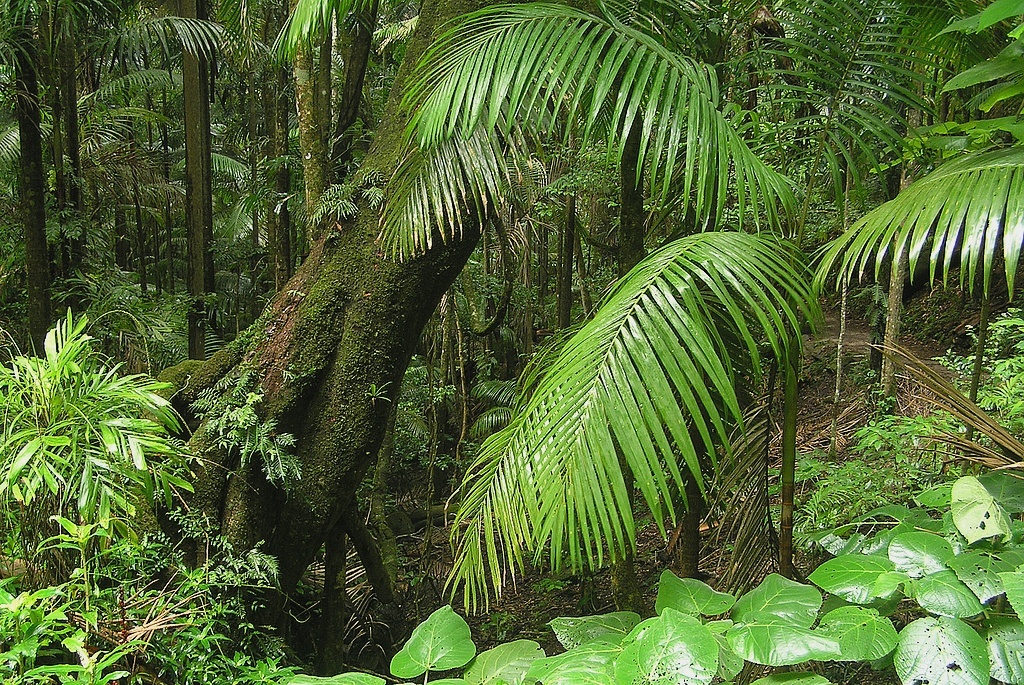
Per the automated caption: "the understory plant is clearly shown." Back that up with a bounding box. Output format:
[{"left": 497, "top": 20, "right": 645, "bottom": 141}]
[{"left": 298, "top": 472, "right": 1024, "bottom": 685}]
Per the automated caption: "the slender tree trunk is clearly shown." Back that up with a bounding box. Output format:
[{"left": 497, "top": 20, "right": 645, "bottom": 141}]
[
  {"left": 294, "top": 39, "right": 328, "bottom": 231},
  {"left": 60, "top": 28, "right": 83, "bottom": 270},
  {"left": 275, "top": 66, "right": 294, "bottom": 285},
  {"left": 14, "top": 13, "right": 51, "bottom": 350},
  {"left": 556, "top": 196, "right": 575, "bottom": 329},
  {"left": 332, "top": 0, "right": 379, "bottom": 174},
  {"left": 182, "top": 0, "right": 216, "bottom": 359},
  {"left": 779, "top": 350, "right": 798, "bottom": 578},
  {"left": 610, "top": 122, "right": 646, "bottom": 612},
  {"left": 966, "top": 296, "right": 991, "bottom": 442}
]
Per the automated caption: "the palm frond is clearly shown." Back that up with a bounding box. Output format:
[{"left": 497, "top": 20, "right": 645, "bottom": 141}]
[
  {"left": 379, "top": 128, "right": 516, "bottom": 258},
  {"left": 449, "top": 232, "right": 818, "bottom": 610},
  {"left": 83, "top": 69, "right": 179, "bottom": 107},
  {"left": 275, "top": 0, "right": 362, "bottom": 58},
  {"left": 762, "top": 0, "right": 935, "bottom": 196},
  {"left": 400, "top": 3, "right": 794, "bottom": 239},
  {"left": 884, "top": 344, "right": 1023, "bottom": 468},
  {"left": 0, "top": 123, "right": 19, "bottom": 169},
  {"left": 106, "top": 16, "right": 223, "bottom": 64},
  {"left": 816, "top": 147, "right": 1024, "bottom": 298}
]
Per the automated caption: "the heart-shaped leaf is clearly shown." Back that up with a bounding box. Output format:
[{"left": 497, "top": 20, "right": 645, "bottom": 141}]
[
  {"left": 808, "top": 555, "right": 895, "bottom": 604},
  {"left": 290, "top": 675, "right": 385, "bottom": 685},
  {"left": 894, "top": 617, "right": 989, "bottom": 685},
  {"left": 463, "top": 640, "right": 544, "bottom": 685},
  {"left": 732, "top": 574, "right": 822, "bottom": 628},
  {"left": 655, "top": 571, "right": 735, "bottom": 616},
  {"left": 726, "top": 612, "right": 841, "bottom": 666},
  {"left": 524, "top": 639, "right": 619, "bottom": 685},
  {"left": 947, "top": 550, "right": 1021, "bottom": 603},
  {"left": 912, "top": 571, "right": 985, "bottom": 618},
  {"left": 750, "top": 675, "right": 832, "bottom": 685},
  {"left": 977, "top": 470, "right": 1024, "bottom": 513},
  {"left": 549, "top": 612, "right": 640, "bottom": 650},
  {"left": 888, "top": 532, "right": 954, "bottom": 578},
  {"left": 816, "top": 606, "right": 898, "bottom": 661},
  {"left": 984, "top": 617, "right": 1024, "bottom": 685},
  {"left": 713, "top": 631, "right": 743, "bottom": 682},
  {"left": 951, "top": 476, "right": 1011, "bottom": 544},
  {"left": 390, "top": 606, "right": 476, "bottom": 679},
  {"left": 1000, "top": 568, "right": 1024, "bottom": 617},
  {"left": 614, "top": 608, "right": 718, "bottom": 685}
]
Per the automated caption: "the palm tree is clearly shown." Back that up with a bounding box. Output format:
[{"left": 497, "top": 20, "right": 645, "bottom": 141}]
[{"left": 444, "top": 231, "right": 817, "bottom": 609}]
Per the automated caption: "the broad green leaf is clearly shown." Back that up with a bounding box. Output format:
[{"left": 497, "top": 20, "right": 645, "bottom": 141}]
[
  {"left": 894, "top": 617, "right": 989, "bottom": 685},
  {"left": 751, "top": 675, "right": 831, "bottom": 685},
  {"left": 713, "top": 632, "right": 743, "bottom": 682},
  {"left": 985, "top": 617, "right": 1024, "bottom": 684},
  {"left": 524, "top": 640, "right": 619, "bottom": 685},
  {"left": 808, "top": 555, "right": 895, "bottom": 604},
  {"left": 614, "top": 609, "right": 718, "bottom": 685},
  {"left": 871, "top": 571, "right": 910, "bottom": 600},
  {"left": 655, "top": 571, "right": 735, "bottom": 616},
  {"left": 731, "top": 575, "right": 822, "bottom": 628},
  {"left": 726, "top": 612, "right": 841, "bottom": 666},
  {"left": 1000, "top": 568, "right": 1024, "bottom": 616},
  {"left": 951, "top": 476, "right": 1012, "bottom": 544},
  {"left": 888, "top": 532, "right": 954, "bottom": 578},
  {"left": 816, "top": 606, "right": 898, "bottom": 662},
  {"left": 947, "top": 550, "right": 1021, "bottom": 603},
  {"left": 463, "top": 640, "right": 544, "bottom": 685},
  {"left": 289, "top": 675, "right": 384, "bottom": 685},
  {"left": 977, "top": 471, "right": 1024, "bottom": 514},
  {"left": 916, "top": 483, "right": 953, "bottom": 509},
  {"left": 390, "top": 606, "right": 476, "bottom": 679},
  {"left": 549, "top": 612, "right": 640, "bottom": 649},
  {"left": 911, "top": 571, "right": 985, "bottom": 618}
]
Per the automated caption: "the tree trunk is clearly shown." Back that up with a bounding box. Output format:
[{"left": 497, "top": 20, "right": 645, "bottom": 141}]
[
  {"left": 556, "top": 196, "right": 575, "bottom": 329},
  {"left": 14, "top": 12, "right": 51, "bottom": 351},
  {"left": 609, "top": 121, "right": 646, "bottom": 612},
  {"left": 294, "top": 39, "right": 328, "bottom": 231},
  {"left": 162, "top": 0, "right": 483, "bottom": 614},
  {"left": 274, "top": 66, "right": 294, "bottom": 286},
  {"left": 332, "top": 0, "right": 379, "bottom": 174},
  {"left": 182, "top": 0, "right": 215, "bottom": 359}
]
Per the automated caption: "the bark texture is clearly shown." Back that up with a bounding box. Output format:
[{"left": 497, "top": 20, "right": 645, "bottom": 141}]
[{"left": 162, "top": 0, "right": 482, "bottom": 602}]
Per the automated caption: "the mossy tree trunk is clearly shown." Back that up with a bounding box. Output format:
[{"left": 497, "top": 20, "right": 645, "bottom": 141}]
[{"left": 162, "top": 0, "right": 482, "bottom": 626}]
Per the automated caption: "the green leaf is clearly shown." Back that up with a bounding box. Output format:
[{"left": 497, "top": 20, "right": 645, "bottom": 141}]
[
  {"left": 289, "top": 675, "right": 385, "bottom": 685},
  {"left": 984, "top": 617, "right": 1024, "bottom": 685},
  {"left": 894, "top": 617, "right": 989, "bottom": 685},
  {"left": 464, "top": 640, "right": 544, "bottom": 685},
  {"left": 614, "top": 609, "right": 718, "bottom": 685},
  {"left": 947, "top": 550, "right": 1021, "bottom": 603},
  {"left": 523, "top": 640, "right": 619, "bottom": 685},
  {"left": 390, "top": 606, "right": 476, "bottom": 679},
  {"left": 977, "top": 471, "right": 1024, "bottom": 514},
  {"left": 888, "top": 532, "right": 954, "bottom": 578},
  {"left": 911, "top": 571, "right": 985, "bottom": 618},
  {"left": 944, "top": 41, "right": 1024, "bottom": 91},
  {"left": 951, "top": 476, "right": 1012, "bottom": 544},
  {"left": 809, "top": 555, "right": 896, "bottom": 604},
  {"left": 713, "top": 631, "right": 743, "bottom": 682},
  {"left": 871, "top": 571, "right": 910, "bottom": 600},
  {"left": 750, "top": 675, "right": 832, "bottom": 685},
  {"left": 726, "top": 613, "right": 841, "bottom": 667},
  {"left": 732, "top": 574, "right": 822, "bottom": 628},
  {"left": 817, "top": 606, "right": 898, "bottom": 662},
  {"left": 1000, "top": 568, "right": 1024, "bottom": 616},
  {"left": 917, "top": 483, "right": 954, "bottom": 509},
  {"left": 549, "top": 612, "right": 640, "bottom": 650},
  {"left": 655, "top": 571, "right": 735, "bottom": 617},
  {"left": 941, "top": 0, "right": 1024, "bottom": 34}
]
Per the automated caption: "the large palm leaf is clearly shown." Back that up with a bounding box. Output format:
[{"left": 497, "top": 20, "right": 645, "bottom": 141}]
[
  {"left": 756, "top": 0, "right": 939, "bottom": 218},
  {"left": 382, "top": 3, "right": 794, "bottom": 253},
  {"left": 816, "top": 146, "right": 1024, "bottom": 297},
  {"left": 448, "top": 232, "right": 818, "bottom": 609}
]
